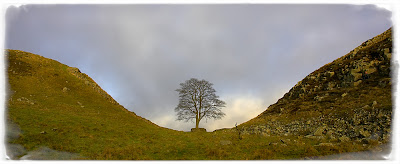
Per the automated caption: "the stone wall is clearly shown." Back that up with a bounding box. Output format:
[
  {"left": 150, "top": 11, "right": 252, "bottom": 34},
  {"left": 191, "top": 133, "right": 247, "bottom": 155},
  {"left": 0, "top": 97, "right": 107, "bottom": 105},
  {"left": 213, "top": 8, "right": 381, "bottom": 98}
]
[{"left": 239, "top": 106, "right": 391, "bottom": 143}]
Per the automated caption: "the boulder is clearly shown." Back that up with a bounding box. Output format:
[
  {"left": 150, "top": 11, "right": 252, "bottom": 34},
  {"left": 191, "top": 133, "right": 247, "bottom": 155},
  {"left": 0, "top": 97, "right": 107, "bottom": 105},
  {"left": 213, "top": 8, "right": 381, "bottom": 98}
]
[
  {"left": 362, "top": 105, "right": 371, "bottom": 110},
  {"left": 314, "top": 126, "right": 327, "bottom": 136},
  {"left": 327, "top": 71, "right": 335, "bottom": 77},
  {"left": 269, "top": 142, "right": 278, "bottom": 146},
  {"left": 341, "top": 93, "right": 348, "bottom": 97}
]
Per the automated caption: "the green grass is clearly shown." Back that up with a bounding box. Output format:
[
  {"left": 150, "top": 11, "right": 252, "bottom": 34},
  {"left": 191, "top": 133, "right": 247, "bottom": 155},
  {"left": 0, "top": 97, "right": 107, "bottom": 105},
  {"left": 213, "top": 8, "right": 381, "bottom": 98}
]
[{"left": 5, "top": 48, "right": 391, "bottom": 160}]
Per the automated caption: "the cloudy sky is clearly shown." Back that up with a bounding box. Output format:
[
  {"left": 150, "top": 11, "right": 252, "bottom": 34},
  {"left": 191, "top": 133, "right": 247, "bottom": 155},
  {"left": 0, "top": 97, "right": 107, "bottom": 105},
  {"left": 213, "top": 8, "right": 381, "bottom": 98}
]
[{"left": 5, "top": 4, "right": 392, "bottom": 131}]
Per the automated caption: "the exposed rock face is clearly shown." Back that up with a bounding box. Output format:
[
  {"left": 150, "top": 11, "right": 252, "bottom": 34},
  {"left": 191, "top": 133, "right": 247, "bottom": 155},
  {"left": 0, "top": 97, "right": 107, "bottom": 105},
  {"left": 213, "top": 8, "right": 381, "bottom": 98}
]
[
  {"left": 240, "top": 28, "right": 392, "bottom": 145},
  {"left": 238, "top": 106, "right": 391, "bottom": 142}
]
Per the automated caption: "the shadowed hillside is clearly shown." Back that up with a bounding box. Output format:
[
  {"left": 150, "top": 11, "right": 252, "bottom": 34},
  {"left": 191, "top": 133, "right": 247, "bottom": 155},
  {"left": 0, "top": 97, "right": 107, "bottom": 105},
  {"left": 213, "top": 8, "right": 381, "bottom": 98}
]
[
  {"left": 238, "top": 28, "right": 393, "bottom": 156},
  {"left": 5, "top": 27, "right": 393, "bottom": 160}
]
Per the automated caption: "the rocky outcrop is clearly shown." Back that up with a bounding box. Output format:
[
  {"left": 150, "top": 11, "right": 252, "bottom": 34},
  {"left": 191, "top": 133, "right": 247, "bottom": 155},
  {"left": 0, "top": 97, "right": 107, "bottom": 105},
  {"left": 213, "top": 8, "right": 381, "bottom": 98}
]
[
  {"left": 283, "top": 29, "right": 392, "bottom": 100},
  {"left": 238, "top": 105, "right": 391, "bottom": 142},
  {"left": 240, "top": 28, "right": 393, "bottom": 146},
  {"left": 67, "top": 67, "right": 119, "bottom": 105}
]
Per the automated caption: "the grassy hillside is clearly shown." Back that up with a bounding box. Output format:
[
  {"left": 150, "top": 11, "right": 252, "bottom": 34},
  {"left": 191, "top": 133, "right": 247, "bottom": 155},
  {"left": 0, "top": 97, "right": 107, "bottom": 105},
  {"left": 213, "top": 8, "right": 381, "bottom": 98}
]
[
  {"left": 5, "top": 28, "right": 393, "bottom": 160},
  {"left": 6, "top": 50, "right": 175, "bottom": 159},
  {"left": 6, "top": 49, "right": 313, "bottom": 160},
  {"left": 239, "top": 28, "right": 393, "bottom": 154}
]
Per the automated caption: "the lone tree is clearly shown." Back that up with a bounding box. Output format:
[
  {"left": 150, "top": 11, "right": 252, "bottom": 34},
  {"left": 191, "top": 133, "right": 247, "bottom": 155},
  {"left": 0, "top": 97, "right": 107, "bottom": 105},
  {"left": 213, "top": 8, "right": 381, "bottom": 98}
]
[{"left": 175, "top": 78, "right": 226, "bottom": 129}]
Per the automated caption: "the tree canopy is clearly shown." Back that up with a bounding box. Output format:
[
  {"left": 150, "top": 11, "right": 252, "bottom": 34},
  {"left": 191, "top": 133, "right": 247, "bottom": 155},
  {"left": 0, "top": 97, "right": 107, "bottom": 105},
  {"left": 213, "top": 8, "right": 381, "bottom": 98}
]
[{"left": 175, "top": 78, "right": 226, "bottom": 129}]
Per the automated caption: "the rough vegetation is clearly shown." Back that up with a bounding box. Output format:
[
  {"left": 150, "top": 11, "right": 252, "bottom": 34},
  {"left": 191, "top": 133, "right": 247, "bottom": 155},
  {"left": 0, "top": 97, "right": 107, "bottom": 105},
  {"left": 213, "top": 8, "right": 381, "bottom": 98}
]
[
  {"left": 239, "top": 28, "right": 393, "bottom": 155},
  {"left": 5, "top": 28, "right": 393, "bottom": 160}
]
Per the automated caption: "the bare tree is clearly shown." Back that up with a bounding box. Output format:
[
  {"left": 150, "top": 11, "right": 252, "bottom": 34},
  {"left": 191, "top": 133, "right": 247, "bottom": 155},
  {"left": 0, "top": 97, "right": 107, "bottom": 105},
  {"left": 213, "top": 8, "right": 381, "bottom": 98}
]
[{"left": 175, "top": 78, "right": 226, "bottom": 129}]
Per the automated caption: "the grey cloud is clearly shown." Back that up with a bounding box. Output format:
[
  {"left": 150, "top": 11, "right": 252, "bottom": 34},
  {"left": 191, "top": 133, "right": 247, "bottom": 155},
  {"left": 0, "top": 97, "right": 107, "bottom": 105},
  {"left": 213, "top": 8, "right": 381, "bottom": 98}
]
[{"left": 5, "top": 4, "right": 392, "bottom": 131}]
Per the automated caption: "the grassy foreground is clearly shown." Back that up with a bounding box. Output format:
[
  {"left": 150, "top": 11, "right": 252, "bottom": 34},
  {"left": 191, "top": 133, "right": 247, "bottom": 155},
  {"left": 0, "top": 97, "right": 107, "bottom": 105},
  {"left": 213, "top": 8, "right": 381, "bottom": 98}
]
[{"left": 5, "top": 46, "right": 391, "bottom": 160}]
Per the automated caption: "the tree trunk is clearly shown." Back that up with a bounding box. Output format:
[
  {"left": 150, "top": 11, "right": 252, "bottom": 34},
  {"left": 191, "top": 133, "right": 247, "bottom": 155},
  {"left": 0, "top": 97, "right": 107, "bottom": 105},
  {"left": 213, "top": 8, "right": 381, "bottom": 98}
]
[{"left": 195, "top": 115, "right": 199, "bottom": 129}]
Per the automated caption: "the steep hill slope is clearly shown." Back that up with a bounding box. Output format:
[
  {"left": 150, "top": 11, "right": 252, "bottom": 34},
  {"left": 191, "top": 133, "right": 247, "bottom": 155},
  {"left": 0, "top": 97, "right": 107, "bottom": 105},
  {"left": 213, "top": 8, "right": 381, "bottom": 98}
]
[
  {"left": 240, "top": 28, "right": 393, "bottom": 150},
  {"left": 5, "top": 50, "right": 192, "bottom": 159}
]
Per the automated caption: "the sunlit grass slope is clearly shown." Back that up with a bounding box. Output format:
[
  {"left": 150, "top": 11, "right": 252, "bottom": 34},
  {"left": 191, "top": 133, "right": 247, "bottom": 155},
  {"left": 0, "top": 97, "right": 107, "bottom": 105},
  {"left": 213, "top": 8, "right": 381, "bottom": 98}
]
[
  {"left": 7, "top": 49, "right": 330, "bottom": 160},
  {"left": 6, "top": 49, "right": 181, "bottom": 159},
  {"left": 5, "top": 27, "right": 392, "bottom": 160}
]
